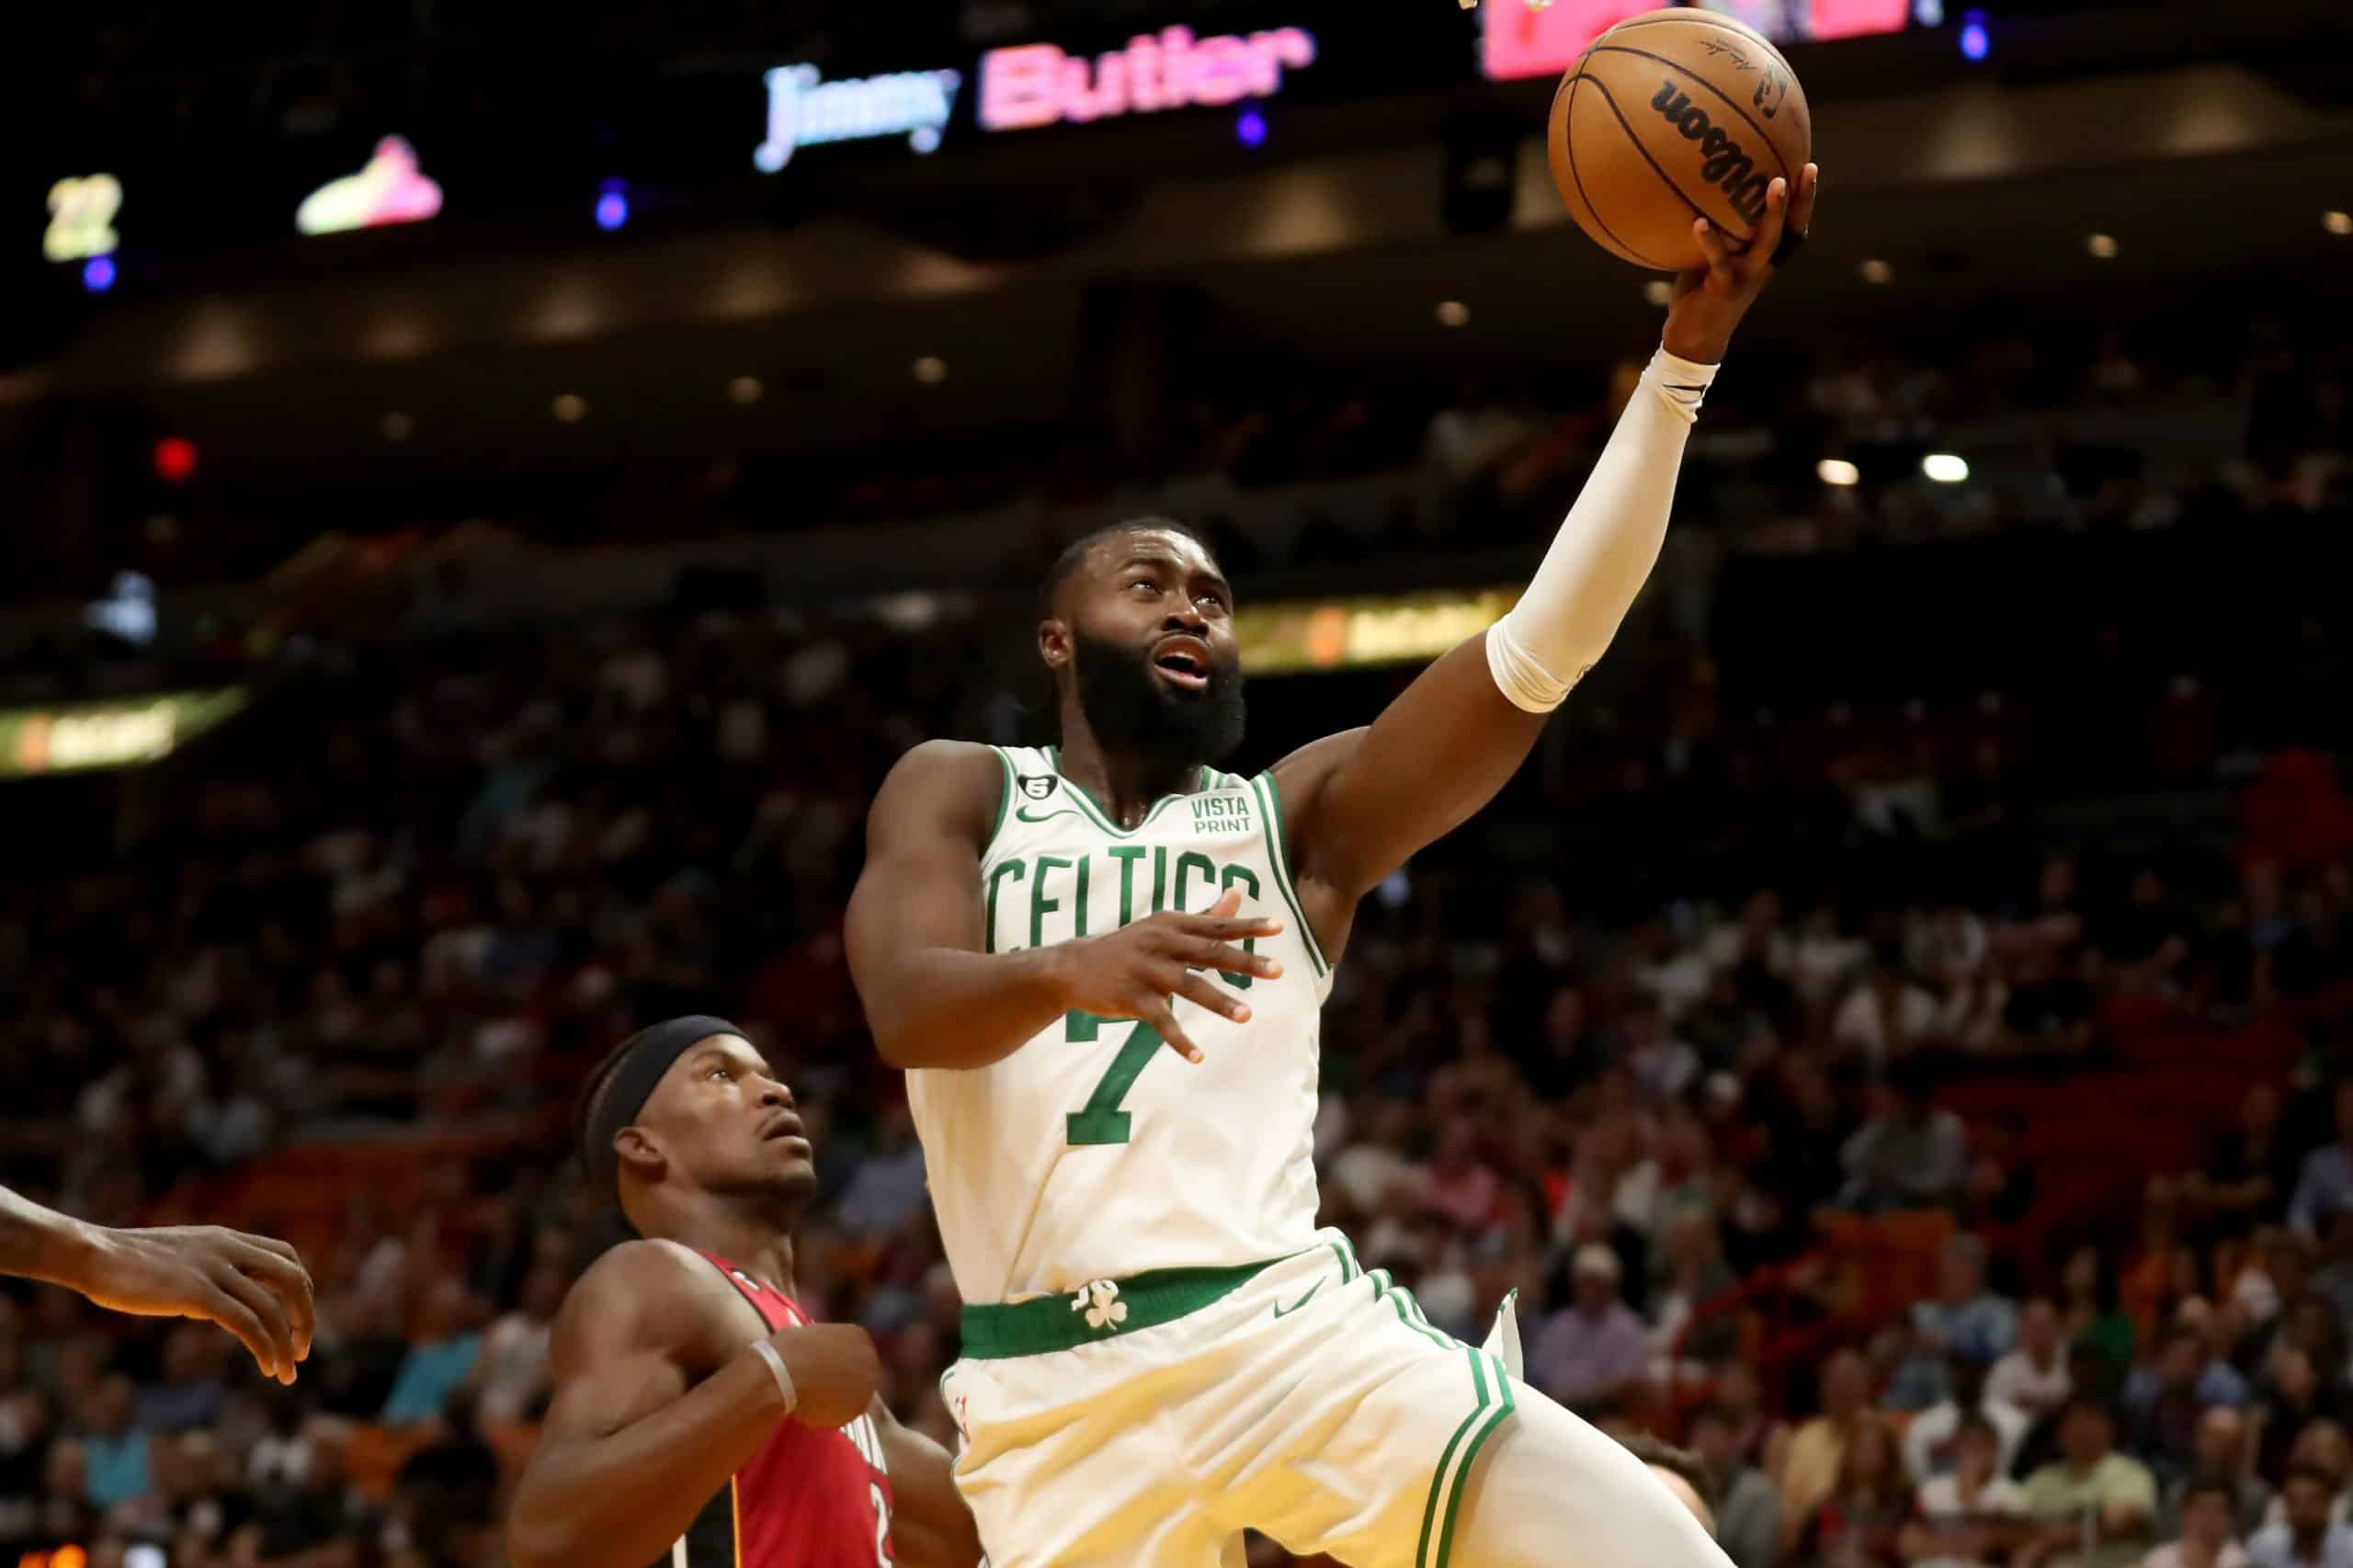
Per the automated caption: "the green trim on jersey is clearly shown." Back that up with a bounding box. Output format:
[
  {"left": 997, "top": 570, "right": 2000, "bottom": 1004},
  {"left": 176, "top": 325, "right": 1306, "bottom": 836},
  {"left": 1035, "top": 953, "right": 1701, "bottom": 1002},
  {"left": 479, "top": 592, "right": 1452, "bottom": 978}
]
[
  {"left": 1248, "top": 772, "right": 1330, "bottom": 978},
  {"left": 1042, "top": 746, "right": 1200, "bottom": 840},
  {"left": 1417, "top": 1347, "right": 1517, "bottom": 1568},
  {"left": 983, "top": 745, "right": 1016, "bottom": 854},
  {"left": 958, "top": 1257, "right": 1279, "bottom": 1358}
]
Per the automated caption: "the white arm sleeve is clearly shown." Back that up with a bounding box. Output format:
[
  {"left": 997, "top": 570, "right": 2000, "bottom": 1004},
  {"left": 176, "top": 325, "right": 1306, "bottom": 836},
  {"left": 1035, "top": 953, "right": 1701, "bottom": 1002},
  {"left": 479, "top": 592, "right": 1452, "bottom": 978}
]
[{"left": 1483, "top": 347, "right": 1716, "bottom": 713}]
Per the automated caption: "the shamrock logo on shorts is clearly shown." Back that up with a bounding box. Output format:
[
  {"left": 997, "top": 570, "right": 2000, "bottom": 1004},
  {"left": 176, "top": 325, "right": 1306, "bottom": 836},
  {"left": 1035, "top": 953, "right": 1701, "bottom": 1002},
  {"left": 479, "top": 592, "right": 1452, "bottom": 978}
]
[{"left": 1070, "top": 1279, "right": 1129, "bottom": 1332}]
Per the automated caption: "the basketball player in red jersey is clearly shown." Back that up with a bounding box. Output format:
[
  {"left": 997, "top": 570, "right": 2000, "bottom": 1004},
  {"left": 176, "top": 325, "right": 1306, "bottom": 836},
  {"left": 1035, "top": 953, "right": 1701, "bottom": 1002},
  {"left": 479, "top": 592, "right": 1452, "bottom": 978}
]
[{"left": 509, "top": 1016, "right": 983, "bottom": 1568}]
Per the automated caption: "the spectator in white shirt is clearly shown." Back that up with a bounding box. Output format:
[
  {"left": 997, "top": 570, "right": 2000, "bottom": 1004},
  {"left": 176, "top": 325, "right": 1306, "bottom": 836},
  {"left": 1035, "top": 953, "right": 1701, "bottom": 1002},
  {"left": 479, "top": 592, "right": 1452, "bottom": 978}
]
[
  {"left": 1904, "top": 1414, "right": 2029, "bottom": 1568},
  {"left": 2250, "top": 1467, "right": 2353, "bottom": 1568},
  {"left": 1908, "top": 1358, "right": 2033, "bottom": 1484},
  {"left": 2146, "top": 1478, "right": 2253, "bottom": 1568},
  {"left": 1991, "top": 1299, "right": 2076, "bottom": 1422},
  {"left": 1833, "top": 941, "right": 1940, "bottom": 1064}
]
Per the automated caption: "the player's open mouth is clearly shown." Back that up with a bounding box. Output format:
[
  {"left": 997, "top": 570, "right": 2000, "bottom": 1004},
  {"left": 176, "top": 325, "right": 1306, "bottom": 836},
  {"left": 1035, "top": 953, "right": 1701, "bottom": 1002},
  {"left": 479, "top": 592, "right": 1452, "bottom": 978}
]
[{"left": 1153, "top": 639, "right": 1211, "bottom": 690}]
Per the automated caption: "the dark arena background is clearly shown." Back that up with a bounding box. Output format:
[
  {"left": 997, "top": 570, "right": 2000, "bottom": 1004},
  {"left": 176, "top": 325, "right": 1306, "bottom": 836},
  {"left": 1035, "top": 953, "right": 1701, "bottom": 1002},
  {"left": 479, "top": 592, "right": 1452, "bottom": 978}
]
[{"left": 2, "top": 1, "right": 2350, "bottom": 1566}]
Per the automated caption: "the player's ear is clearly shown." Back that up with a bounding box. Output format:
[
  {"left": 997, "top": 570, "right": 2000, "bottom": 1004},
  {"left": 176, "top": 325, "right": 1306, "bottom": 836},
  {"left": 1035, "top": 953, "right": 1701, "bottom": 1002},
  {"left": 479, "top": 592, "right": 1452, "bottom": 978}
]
[
  {"left": 613, "top": 1125, "right": 665, "bottom": 1181},
  {"left": 1038, "top": 618, "right": 1070, "bottom": 671}
]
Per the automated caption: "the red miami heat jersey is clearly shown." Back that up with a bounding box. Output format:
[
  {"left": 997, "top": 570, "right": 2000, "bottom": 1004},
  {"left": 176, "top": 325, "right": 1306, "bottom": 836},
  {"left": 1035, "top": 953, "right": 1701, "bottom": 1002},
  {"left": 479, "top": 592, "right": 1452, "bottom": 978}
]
[{"left": 665, "top": 1250, "right": 896, "bottom": 1568}]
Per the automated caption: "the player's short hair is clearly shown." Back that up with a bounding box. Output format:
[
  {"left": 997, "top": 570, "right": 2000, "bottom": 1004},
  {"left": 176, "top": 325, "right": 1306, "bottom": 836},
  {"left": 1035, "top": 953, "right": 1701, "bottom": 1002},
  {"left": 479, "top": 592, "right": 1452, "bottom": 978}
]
[
  {"left": 1037, "top": 517, "right": 1218, "bottom": 624},
  {"left": 1619, "top": 1432, "right": 1719, "bottom": 1524}
]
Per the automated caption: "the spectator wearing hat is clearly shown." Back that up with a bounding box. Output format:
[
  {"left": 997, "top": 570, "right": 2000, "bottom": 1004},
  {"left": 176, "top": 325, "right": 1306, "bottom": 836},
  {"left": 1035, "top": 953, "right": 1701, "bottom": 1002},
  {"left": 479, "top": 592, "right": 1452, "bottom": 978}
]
[{"left": 1527, "top": 1244, "right": 1646, "bottom": 1414}]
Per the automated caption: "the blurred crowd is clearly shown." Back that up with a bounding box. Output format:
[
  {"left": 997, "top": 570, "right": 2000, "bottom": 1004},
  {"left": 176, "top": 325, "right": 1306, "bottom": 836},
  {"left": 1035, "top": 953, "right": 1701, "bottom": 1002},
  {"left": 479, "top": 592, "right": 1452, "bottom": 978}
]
[
  {"left": 1, "top": 281, "right": 2348, "bottom": 1568},
  {"left": 0, "top": 556, "right": 2345, "bottom": 1568}
]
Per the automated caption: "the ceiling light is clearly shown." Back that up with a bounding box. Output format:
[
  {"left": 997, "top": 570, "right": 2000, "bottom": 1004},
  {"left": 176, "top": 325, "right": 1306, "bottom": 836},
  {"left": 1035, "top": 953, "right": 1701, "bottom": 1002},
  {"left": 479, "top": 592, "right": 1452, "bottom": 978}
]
[
  {"left": 912, "top": 357, "right": 947, "bottom": 384},
  {"left": 1859, "top": 259, "right": 1893, "bottom": 284},
  {"left": 551, "top": 393, "right": 587, "bottom": 423},
  {"left": 1817, "top": 459, "right": 1860, "bottom": 486},
  {"left": 2325, "top": 210, "right": 2352, "bottom": 237},
  {"left": 729, "top": 375, "right": 764, "bottom": 404},
  {"left": 1643, "top": 279, "right": 1673, "bottom": 307},
  {"left": 2085, "top": 233, "right": 2119, "bottom": 259},
  {"left": 1922, "top": 452, "right": 1969, "bottom": 483},
  {"left": 1436, "top": 300, "right": 1470, "bottom": 327}
]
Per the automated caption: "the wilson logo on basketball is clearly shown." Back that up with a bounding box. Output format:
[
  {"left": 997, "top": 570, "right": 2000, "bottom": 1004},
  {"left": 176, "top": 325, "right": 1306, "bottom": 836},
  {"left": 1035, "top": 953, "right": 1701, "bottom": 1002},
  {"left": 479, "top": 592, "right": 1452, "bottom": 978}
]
[{"left": 1649, "top": 79, "right": 1773, "bottom": 227}]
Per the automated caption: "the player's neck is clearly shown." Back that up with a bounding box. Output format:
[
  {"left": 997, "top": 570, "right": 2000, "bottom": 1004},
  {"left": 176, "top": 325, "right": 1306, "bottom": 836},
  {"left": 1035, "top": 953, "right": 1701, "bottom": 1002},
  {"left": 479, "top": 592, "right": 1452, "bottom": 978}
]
[
  {"left": 1054, "top": 727, "right": 1199, "bottom": 829},
  {"left": 654, "top": 1199, "right": 799, "bottom": 1298}
]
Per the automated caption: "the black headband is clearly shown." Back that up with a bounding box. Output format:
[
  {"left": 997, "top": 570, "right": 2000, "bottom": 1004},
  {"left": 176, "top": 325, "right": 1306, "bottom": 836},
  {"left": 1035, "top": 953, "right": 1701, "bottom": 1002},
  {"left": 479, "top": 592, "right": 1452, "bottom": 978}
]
[{"left": 580, "top": 1015, "right": 745, "bottom": 1194}]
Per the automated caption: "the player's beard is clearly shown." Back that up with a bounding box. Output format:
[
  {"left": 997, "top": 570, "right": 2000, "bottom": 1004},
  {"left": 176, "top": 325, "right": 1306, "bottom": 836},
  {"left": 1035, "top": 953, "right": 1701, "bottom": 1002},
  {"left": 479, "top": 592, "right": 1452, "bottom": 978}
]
[{"left": 1071, "top": 630, "right": 1246, "bottom": 767}]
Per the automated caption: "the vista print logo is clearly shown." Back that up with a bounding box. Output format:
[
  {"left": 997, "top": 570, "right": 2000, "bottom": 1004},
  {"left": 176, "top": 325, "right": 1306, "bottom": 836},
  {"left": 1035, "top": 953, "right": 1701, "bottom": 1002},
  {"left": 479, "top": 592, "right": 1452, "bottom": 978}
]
[{"left": 755, "top": 63, "right": 963, "bottom": 173}]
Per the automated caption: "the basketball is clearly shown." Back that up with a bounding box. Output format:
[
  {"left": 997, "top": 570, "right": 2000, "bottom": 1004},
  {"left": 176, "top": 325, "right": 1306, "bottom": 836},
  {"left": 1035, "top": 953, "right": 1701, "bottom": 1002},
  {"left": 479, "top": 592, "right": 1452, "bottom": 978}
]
[{"left": 1547, "top": 8, "right": 1813, "bottom": 274}]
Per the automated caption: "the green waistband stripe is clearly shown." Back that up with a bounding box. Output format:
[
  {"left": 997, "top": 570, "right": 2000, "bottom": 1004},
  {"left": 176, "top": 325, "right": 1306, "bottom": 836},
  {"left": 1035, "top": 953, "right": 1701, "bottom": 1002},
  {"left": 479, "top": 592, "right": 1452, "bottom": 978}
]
[{"left": 960, "top": 1258, "right": 1277, "bottom": 1359}]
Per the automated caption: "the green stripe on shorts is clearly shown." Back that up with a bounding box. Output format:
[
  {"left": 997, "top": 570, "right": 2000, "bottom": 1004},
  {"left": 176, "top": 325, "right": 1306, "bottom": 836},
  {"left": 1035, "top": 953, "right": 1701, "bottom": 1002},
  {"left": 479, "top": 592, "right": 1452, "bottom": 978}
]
[
  {"left": 1415, "top": 1348, "right": 1495, "bottom": 1568},
  {"left": 1437, "top": 1353, "right": 1518, "bottom": 1568},
  {"left": 1368, "top": 1269, "right": 1455, "bottom": 1354}
]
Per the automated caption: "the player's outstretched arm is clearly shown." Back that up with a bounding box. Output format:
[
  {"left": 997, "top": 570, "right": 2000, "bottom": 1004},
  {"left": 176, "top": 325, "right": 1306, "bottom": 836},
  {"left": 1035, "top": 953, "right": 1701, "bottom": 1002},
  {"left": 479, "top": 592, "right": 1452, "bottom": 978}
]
[
  {"left": 509, "top": 1241, "right": 881, "bottom": 1568},
  {"left": 1274, "top": 171, "right": 1821, "bottom": 924},
  {"left": 0, "top": 1186, "right": 314, "bottom": 1384},
  {"left": 872, "top": 1399, "right": 984, "bottom": 1568},
  {"left": 848, "top": 740, "right": 1281, "bottom": 1068}
]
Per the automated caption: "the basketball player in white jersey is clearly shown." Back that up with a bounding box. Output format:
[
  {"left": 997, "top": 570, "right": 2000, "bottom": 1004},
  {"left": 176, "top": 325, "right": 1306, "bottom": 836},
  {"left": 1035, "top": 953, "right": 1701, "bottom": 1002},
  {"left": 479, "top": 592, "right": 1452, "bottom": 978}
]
[{"left": 846, "top": 167, "right": 1819, "bottom": 1568}]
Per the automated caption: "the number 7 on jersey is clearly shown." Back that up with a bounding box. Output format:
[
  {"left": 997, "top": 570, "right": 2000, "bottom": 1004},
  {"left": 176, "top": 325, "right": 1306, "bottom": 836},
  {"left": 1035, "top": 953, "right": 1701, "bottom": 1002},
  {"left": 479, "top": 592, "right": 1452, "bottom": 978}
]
[{"left": 1063, "top": 1010, "right": 1165, "bottom": 1146}]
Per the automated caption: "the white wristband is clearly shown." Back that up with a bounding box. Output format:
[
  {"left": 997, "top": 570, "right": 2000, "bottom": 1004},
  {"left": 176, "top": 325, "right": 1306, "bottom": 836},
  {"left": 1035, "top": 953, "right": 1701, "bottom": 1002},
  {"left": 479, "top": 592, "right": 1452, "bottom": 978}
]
[{"left": 748, "top": 1337, "right": 797, "bottom": 1415}]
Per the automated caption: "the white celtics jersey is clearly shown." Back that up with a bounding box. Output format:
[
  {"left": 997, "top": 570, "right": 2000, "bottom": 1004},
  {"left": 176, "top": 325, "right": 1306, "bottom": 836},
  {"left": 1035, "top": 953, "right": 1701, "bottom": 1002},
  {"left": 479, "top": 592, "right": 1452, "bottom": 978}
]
[{"left": 906, "top": 744, "right": 1336, "bottom": 1306}]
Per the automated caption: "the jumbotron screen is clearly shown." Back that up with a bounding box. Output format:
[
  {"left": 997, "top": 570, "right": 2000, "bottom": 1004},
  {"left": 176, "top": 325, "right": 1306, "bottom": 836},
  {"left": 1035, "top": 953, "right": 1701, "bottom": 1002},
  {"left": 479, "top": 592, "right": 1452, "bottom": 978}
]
[{"left": 1482, "top": 0, "right": 1924, "bottom": 81}]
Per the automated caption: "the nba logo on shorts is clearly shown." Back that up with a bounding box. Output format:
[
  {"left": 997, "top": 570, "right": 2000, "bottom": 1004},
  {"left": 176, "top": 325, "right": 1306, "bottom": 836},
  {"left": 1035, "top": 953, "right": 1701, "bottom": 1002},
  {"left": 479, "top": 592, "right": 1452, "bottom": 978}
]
[{"left": 1019, "top": 776, "right": 1058, "bottom": 801}]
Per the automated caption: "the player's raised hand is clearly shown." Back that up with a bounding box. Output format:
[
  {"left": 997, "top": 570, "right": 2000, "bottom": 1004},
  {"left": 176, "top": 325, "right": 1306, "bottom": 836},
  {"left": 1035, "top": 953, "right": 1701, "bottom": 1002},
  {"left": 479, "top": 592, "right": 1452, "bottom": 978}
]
[
  {"left": 1662, "top": 162, "right": 1821, "bottom": 365},
  {"left": 71, "top": 1224, "right": 315, "bottom": 1384},
  {"left": 1050, "top": 889, "right": 1283, "bottom": 1063}
]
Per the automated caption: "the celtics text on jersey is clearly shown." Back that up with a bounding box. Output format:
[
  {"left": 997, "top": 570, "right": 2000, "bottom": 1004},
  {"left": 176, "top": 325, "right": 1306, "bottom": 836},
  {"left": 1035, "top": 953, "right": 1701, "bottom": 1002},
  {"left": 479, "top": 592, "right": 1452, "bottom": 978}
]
[{"left": 905, "top": 745, "right": 1336, "bottom": 1306}]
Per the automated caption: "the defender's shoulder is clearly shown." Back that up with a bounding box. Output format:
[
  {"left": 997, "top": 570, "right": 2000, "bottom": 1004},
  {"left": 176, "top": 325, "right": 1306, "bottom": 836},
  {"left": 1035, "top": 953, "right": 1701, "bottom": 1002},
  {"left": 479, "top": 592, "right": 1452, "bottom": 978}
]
[
  {"left": 563, "top": 1237, "right": 726, "bottom": 1318},
  {"left": 547, "top": 1238, "right": 741, "bottom": 1367}
]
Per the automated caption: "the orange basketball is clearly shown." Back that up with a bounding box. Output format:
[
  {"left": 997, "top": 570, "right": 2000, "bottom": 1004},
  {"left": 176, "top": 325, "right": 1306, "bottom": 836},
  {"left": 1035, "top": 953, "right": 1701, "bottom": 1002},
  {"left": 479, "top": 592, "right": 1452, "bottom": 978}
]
[{"left": 1547, "top": 8, "right": 1813, "bottom": 273}]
